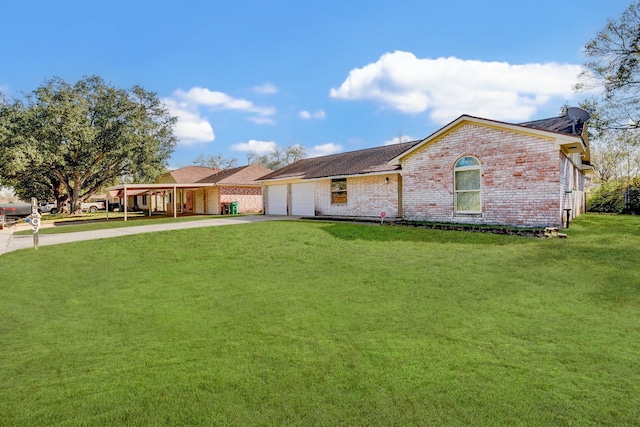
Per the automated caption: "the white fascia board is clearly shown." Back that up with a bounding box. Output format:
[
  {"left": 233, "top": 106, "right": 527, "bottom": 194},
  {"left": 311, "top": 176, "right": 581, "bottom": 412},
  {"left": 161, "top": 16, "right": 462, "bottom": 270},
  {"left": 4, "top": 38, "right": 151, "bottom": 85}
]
[
  {"left": 255, "top": 175, "right": 305, "bottom": 184},
  {"left": 106, "top": 183, "right": 218, "bottom": 191},
  {"left": 388, "top": 115, "right": 586, "bottom": 165},
  {"left": 302, "top": 170, "right": 401, "bottom": 182}
]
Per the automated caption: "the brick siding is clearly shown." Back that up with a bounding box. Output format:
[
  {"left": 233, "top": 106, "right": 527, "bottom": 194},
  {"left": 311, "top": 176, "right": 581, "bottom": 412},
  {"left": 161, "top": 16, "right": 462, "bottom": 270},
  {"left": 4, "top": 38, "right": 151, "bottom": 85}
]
[
  {"left": 219, "top": 186, "right": 263, "bottom": 213},
  {"left": 402, "top": 123, "right": 564, "bottom": 227},
  {"left": 315, "top": 175, "right": 400, "bottom": 217}
]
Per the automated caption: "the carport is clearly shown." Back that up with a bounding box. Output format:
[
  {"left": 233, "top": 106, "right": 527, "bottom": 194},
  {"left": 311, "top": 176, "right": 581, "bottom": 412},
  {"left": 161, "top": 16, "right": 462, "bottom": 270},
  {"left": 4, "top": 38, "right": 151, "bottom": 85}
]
[{"left": 106, "top": 183, "right": 218, "bottom": 221}]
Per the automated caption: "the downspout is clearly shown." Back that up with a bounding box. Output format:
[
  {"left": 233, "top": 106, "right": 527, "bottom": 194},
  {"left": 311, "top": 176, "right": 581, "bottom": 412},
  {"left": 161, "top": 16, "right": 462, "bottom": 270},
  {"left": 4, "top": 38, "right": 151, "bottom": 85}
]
[{"left": 398, "top": 174, "right": 403, "bottom": 217}]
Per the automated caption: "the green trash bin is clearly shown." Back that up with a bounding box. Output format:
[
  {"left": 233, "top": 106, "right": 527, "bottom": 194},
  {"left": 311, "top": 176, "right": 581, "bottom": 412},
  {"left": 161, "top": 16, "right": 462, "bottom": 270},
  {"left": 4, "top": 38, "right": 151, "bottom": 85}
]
[{"left": 230, "top": 201, "right": 238, "bottom": 215}]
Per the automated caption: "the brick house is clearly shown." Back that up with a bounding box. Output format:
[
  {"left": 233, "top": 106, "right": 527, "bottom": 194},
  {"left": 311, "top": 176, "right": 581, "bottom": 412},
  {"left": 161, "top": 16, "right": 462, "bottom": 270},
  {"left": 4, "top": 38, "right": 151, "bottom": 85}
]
[
  {"left": 107, "top": 164, "right": 271, "bottom": 219},
  {"left": 258, "top": 113, "right": 593, "bottom": 227}
]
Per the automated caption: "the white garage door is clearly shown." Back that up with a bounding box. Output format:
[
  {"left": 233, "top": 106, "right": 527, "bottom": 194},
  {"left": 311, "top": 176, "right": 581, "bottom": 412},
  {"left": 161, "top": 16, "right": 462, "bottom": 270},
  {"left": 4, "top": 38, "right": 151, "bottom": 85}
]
[
  {"left": 291, "top": 183, "right": 315, "bottom": 216},
  {"left": 267, "top": 184, "right": 287, "bottom": 215}
]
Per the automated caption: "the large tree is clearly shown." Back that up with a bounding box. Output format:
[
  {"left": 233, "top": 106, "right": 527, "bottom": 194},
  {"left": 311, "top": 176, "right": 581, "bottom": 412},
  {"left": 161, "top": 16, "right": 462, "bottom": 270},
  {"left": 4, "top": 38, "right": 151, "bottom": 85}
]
[
  {"left": 577, "top": 1, "right": 640, "bottom": 130},
  {"left": 0, "top": 76, "right": 177, "bottom": 212},
  {"left": 575, "top": 2, "right": 640, "bottom": 186}
]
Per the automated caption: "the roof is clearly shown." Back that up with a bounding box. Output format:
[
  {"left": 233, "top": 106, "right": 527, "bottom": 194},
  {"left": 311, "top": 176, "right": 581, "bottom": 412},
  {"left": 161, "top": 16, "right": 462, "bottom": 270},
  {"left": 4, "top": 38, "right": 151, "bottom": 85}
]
[
  {"left": 161, "top": 166, "right": 220, "bottom": 183},
  {"left": 259, "top": 113, "right": 589, "bottom": 182},
  {"left": 197, "top": 164, "right": 273, "bottom": 185},
  {"left": 105, "top": 166, "right": 271, "bottom": 198},
  {"left": 258, "top": 140, "right": 421, "bottom": 181},
  {"left": 519, "top": 115, "right": 586, "bottom": 136},
  {"left": 390, "top": 114, "right": 587, "bottom": 165}
]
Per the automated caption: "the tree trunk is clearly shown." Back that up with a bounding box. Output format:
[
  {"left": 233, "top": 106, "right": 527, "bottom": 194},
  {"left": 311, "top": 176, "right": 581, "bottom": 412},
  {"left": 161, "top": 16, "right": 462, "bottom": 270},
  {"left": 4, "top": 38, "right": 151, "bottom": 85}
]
[{"left": 53, "top": 181, "right": 69, "bottom": 213}]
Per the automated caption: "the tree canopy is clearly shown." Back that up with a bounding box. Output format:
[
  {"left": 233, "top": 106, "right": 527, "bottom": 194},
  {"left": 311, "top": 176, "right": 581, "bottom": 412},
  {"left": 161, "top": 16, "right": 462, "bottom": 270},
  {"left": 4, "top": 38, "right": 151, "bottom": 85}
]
[
  {"left": 192, "top": 153, "right": 238, "bottom": 170},
  {"left": 575, "top": 2, "right": 640, "bottom": 188},
  {"left": 578, "top": 1, "right": 640, "bottom": 130},
  {"left": 249, "top": 145, "right": 306, "bottom": 170},
  {"left": 0, "top": 76, "right": 177, "bottom": 212}
]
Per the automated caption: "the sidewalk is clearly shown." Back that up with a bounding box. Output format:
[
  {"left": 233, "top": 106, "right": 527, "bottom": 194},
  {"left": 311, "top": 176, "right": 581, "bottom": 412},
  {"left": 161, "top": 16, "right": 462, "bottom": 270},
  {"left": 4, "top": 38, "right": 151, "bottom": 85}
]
[{"left": 0, "top": 215, "right": 295, "bottom": 255}]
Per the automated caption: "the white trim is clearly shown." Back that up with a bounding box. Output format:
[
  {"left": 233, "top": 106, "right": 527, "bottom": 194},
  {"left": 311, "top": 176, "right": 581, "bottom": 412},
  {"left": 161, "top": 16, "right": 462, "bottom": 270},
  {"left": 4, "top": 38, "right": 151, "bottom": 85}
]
[
  {"left": 291, "top": 170, "right": 401, "bottom": 183},
  {"left": 454, "top": 156, "right": 482, "bottom": 214},
  {"left": 389, "top": 115, "right": 585, "bottom": 165},
  {"left": 258, "top": 170, "right": 402, "bottom": 184},
  {"left": 255, "top": 175, "right": 305, "bottom": 183}
]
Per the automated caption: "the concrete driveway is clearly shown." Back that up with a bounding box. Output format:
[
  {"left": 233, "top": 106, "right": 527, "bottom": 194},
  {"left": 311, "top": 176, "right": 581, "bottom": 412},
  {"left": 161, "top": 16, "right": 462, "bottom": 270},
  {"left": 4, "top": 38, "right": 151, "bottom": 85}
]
[{"left": 0, "top": 215, "right": 295, "bottom": 256}]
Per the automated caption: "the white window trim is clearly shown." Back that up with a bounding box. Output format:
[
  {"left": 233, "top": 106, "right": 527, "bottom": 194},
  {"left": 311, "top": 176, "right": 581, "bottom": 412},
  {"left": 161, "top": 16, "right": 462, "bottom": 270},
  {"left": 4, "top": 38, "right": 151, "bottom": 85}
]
[{"left": 454, "top": 158, "right": 482, "bottom": 214}]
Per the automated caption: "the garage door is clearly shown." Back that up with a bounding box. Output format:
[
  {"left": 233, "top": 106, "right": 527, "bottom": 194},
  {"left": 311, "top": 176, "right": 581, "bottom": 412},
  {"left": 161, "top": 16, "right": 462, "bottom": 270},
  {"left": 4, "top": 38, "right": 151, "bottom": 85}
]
[
  {"left": 267, "top": 184, "right": 287, "bottom": 215},
  {"left": 291, "top": 183, "right": 315, "bottom": 216}
]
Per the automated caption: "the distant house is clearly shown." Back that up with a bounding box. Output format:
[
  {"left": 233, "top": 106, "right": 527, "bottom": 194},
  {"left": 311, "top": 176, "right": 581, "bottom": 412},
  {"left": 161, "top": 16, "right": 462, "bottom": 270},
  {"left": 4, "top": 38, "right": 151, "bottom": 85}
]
[
  {"left": 107, "top": 164, "right": 271, "bottom": 219},
  {"left": 258, "top": 113, "right": 593, "bottom": 227}
]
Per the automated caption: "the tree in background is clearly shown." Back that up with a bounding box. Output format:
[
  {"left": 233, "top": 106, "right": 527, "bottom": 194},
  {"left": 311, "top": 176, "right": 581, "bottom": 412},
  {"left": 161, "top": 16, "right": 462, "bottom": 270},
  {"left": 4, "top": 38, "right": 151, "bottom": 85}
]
[
  {"left": 249, "top": 145, "right": 306, "bottom": 170},
  {"left": 192, "top": 153, "right": 238, "bottom": 170},
  {"left": 576, "top": 2, "right": 640, "bottom": 213},
  {"left": 578, "top": 1, "right": 640, "bottom": 131},
  {"left": 0, "top": 76, "right": 177, "bottom": 213}
]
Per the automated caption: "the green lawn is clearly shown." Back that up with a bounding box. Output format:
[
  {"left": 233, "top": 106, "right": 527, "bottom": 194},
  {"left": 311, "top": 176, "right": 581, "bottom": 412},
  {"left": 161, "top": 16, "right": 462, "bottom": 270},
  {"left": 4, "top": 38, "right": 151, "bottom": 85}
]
[
  {"left": 1, "top": 214, "right": 639, "bottom": 426},
  {"left": 14, "top": 213, "right": 223, "bottom": 235}
]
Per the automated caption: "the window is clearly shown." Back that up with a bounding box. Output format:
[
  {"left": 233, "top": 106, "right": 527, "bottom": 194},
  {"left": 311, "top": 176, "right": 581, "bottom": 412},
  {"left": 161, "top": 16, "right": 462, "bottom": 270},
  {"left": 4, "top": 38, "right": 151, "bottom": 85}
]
[
  {"left": 454, "top": 156, "right": 481, "bottom": 213},
  {"left": 331, "top": 178, "right": 347, "bottom": 204}
]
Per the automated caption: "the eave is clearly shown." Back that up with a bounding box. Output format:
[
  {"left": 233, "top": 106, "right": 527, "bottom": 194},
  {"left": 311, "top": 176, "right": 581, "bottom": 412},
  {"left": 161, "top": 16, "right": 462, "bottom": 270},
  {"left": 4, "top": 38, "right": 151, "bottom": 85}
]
[{"left": 388, "top": 115, "right": 586, "bottom": 165}]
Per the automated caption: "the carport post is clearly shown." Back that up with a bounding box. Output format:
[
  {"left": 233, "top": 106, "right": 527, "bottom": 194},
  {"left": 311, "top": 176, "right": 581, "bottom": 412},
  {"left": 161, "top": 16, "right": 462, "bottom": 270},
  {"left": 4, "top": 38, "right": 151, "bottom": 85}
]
[
  {"left": 148, "top": 190, "right": 152, "bottom": 217},
  {"left": 173, "top": 185, "right": 177, "bottom": 218},
  {"left": 123, "top": 185, "right": 128, "bottom": 222}
]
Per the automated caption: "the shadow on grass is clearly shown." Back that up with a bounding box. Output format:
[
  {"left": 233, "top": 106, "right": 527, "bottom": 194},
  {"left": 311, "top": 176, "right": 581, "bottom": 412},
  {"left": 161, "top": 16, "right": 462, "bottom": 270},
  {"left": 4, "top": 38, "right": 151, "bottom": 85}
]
[{"left": 317, "top": 222, "right": 535, "bottom": 246}]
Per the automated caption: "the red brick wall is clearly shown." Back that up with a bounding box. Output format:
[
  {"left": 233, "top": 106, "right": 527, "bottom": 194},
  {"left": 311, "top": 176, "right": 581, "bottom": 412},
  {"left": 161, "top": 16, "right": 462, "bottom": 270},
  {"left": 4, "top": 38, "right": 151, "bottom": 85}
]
[
  {"left": 402, "top": 123, "right": 563, "bottom": 227},
  {"left": 219, "top": 186, "right": 263, "bottom": 213},
  {"left": 315, "top": 175, "right": 400, "bottom": 217}
]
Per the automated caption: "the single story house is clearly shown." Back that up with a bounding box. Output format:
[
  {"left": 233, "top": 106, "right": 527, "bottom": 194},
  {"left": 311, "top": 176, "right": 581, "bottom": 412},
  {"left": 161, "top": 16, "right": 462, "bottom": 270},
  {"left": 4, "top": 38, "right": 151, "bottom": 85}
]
[
  {"left": 258, "top": 113, "right": 593, "bottom": 228},
  {"left": 106, "top": 164, "right": 271, "bottom": 220}
]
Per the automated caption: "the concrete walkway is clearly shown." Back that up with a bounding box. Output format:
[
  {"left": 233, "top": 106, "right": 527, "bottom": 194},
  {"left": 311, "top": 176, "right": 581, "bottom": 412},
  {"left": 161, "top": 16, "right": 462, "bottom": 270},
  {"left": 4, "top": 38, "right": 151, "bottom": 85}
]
[{"left": 0, "top": 215, "right": 295, "bottom": 256}]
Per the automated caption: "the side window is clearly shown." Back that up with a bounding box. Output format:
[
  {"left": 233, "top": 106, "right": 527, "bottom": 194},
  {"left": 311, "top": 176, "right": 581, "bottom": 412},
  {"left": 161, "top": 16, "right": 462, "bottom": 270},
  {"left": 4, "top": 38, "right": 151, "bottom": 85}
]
[
  {"left": 454, "top": 156, "right": 481, "bottom": 213},
  {"left": 331, "top": 178, "right": 347, "bottom": 204}
]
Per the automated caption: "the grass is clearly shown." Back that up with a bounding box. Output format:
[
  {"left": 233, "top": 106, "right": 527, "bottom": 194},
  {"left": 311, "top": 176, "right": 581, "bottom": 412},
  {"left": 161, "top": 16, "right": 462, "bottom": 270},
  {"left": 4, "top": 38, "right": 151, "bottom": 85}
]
[
  {"left": 13, "top": 213, "right": 227, "bottom": 235},
  {"left": 1, "top": 214, "right": 639, "bottom": 425}
]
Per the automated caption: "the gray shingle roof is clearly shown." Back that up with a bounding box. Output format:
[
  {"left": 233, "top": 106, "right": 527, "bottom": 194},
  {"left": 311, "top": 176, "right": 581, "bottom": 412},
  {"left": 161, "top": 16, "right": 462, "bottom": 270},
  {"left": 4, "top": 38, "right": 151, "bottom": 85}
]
[
  {"left": 259, "top": 113, "right": 587, "bottom": 182},
  {"left": 258, "top": 140, "right": 421, "bottom": 181},
  {"left": 519, "top": 115, "right": 585, "bottom": 135},
  {"left": 197, "top": 164, "right": 273, "bottom": 185}
]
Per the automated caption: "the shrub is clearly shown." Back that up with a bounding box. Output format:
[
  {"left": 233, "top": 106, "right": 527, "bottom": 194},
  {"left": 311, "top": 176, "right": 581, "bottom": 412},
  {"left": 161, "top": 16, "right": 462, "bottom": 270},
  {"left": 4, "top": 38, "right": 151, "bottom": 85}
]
[{"left": 587, "top": 178, "right": 640, "bottom": 214}]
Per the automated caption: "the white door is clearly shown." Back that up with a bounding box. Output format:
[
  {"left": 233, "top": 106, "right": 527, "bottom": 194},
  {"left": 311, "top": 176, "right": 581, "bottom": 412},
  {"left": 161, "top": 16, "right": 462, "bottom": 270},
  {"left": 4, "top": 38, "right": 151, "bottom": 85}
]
[
  {"left": 291, "top": 183, "right": 315, "bottom": 216},
  {"left": 267, "top": 184, "right": 288, "bottom": 215}
]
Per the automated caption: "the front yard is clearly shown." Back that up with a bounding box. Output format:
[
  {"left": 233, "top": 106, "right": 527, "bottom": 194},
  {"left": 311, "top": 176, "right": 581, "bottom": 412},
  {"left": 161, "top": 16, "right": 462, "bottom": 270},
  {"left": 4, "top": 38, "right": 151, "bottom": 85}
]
[{"left": 0, "top": 214, "right": 639, "bottom": 425}]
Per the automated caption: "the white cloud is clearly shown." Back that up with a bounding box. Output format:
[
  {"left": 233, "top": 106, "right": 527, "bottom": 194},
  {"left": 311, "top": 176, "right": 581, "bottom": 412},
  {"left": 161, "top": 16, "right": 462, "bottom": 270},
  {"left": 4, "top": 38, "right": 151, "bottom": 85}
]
[
  {"left": 173, "top": 87, "right": 275, "bottom": 117},
  {"left": 308, "top": 143, "right": 343, "bottom": 157},
  {"left": 330, "top": 50, "right": 585, "bottom": 123},
  {"left": 162, "top": 98, "right": 215, "bottom": 145},
  {"left": 163, "top": 86, "right": 277, "bottom": 145},
  {"left": 299, "top": 109, "right": 326, "bottom": 120},
  {"left": 247, "top": 116, "right": 276, "bottom": 125},
  {"left": 253, "top": 83, "right": 278, "bottom": 95},
  {"left": 384, "top": 135, "right": 414, "bottom": 146},
  {"left": 231, "top": 139, "right": 277, "bottom": 154}
]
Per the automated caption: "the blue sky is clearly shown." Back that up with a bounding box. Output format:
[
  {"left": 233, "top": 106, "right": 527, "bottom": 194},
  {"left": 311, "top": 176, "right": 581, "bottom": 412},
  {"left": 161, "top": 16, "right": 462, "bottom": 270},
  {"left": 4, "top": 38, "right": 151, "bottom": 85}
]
[{"left": 0, "top": 0, "right": 631, "bottom": 169}]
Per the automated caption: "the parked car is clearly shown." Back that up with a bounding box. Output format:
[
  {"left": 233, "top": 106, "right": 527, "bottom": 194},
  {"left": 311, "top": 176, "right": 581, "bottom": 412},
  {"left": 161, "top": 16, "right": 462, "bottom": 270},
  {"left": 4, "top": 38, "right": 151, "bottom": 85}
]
[
  {"left": 81, "top": 201, "right": 104, "bottom": 213},
  {"left": 38, "top": 202, "right": 58, "bottom": 214},
  {"left": 107, "top": 202, "right": 121, "bottom": 211}
]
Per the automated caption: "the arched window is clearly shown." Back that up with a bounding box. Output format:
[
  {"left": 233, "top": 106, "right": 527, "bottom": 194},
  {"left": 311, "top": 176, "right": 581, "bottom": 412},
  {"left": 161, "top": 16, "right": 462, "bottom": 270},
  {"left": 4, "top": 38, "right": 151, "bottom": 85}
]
[{"left": 454, "top": 156, "right": 481, "bottom": 213}]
